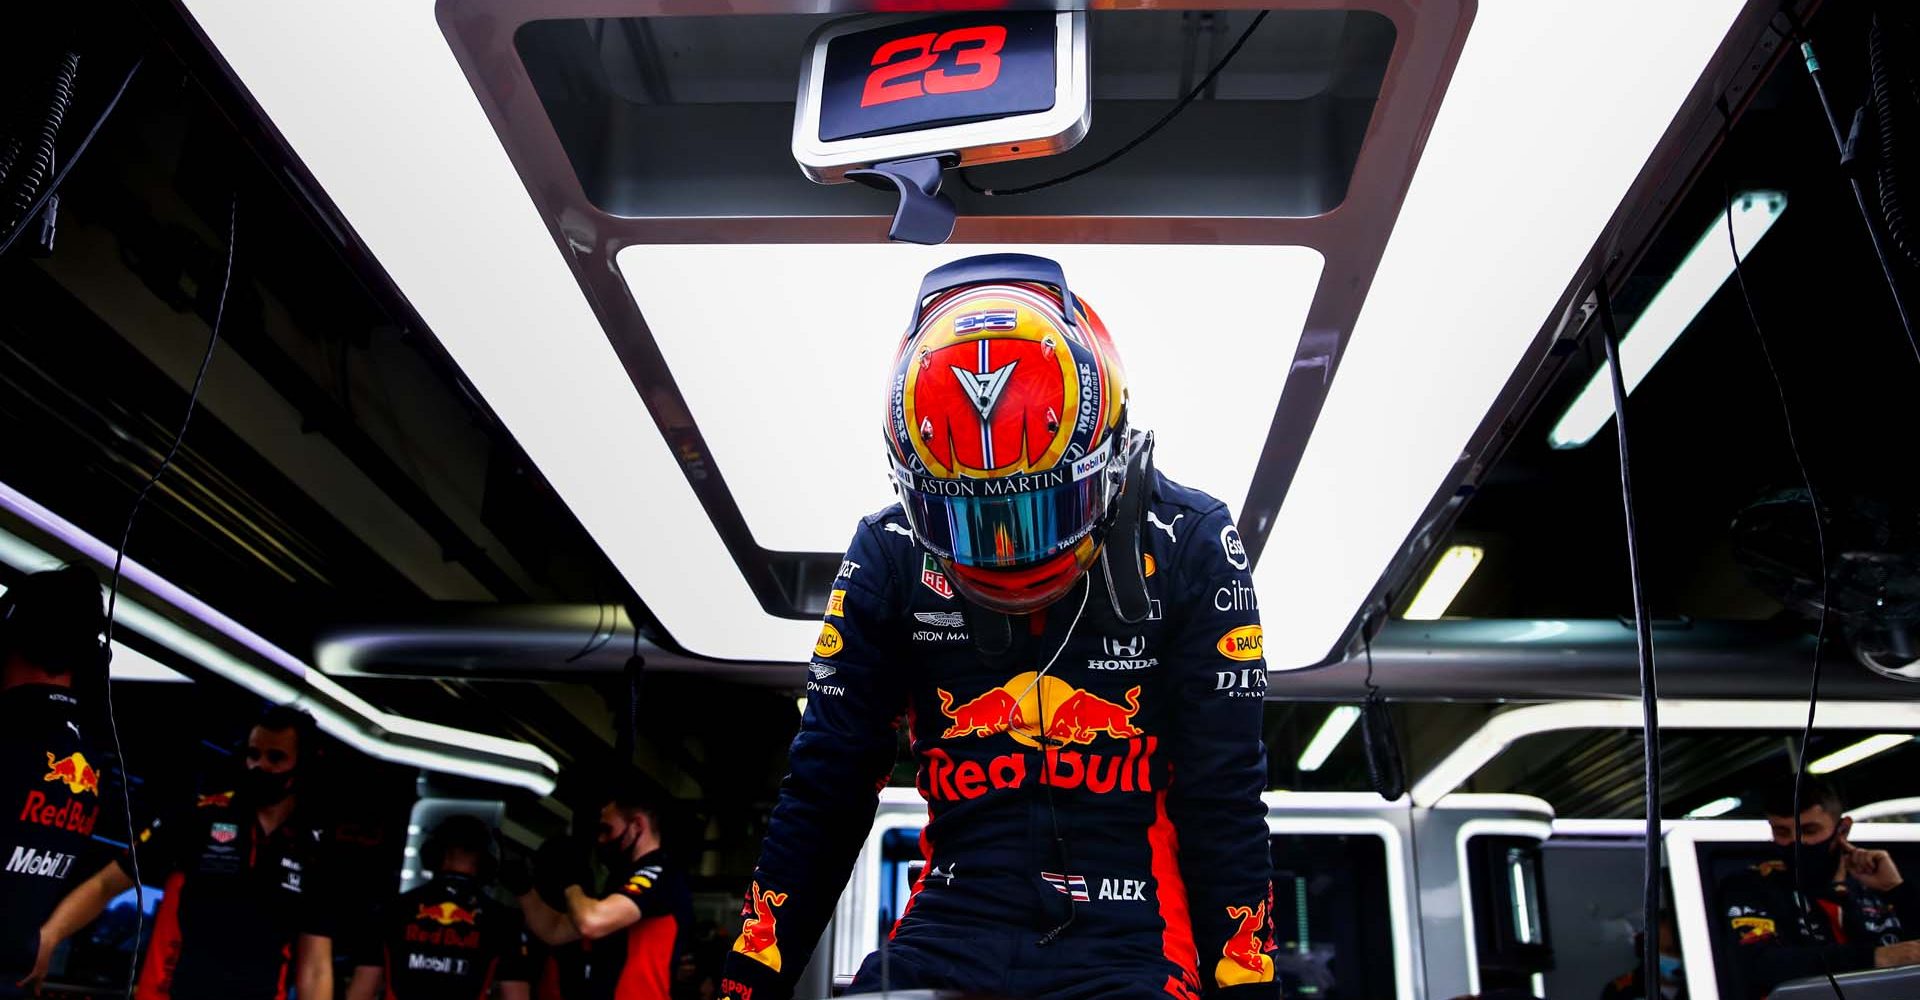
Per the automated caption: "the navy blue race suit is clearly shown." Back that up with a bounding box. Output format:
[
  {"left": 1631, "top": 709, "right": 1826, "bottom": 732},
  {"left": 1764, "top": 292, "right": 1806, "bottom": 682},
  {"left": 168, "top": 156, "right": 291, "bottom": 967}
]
[{"left": 721, "top": 473, "right": 1276, "bottom": 1000}]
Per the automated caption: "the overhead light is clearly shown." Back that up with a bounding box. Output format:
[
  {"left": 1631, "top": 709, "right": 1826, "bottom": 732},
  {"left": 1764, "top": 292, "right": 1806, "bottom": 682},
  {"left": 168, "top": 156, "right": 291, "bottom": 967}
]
[
  {"left": 1548, "top": 190, "right": 1788, "bottom": 449},
  {"left": 1298, "top": 705, "right": 1362, "bottom": 772},
  {"left": 1403, "top": 545, "right": 1484, "bottom": 620},
  {"left": 1685, "top": 796, "right": 1742, "bottom": 819},
  {"left": 1808, "top": 733, "right": 1914, "bottom": 775},
  {"left": 621, "top": 244, "right": 1320, "bottom": 555},
  {"left": 1412, "top": 700, "right": 1920, "bottom": 807}
]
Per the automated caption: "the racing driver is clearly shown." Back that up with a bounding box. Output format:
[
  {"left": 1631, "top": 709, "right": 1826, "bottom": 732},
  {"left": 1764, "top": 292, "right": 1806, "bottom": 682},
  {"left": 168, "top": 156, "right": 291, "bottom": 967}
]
[{"left": 719, "top": 254, "right": 1276, "bottom": 1000}]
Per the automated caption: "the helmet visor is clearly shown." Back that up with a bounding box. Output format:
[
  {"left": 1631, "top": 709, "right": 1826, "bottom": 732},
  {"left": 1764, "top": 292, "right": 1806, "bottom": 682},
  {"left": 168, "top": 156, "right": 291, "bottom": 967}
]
[{"left": 896, "top": 445, "right": 1119, "bottom": 570}]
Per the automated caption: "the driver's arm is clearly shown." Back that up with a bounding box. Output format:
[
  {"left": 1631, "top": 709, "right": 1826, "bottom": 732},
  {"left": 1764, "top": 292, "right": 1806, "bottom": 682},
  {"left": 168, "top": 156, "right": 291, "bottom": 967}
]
[
  {"left": 720, "top": 518, "right": 909, "bottom": 1000},
  {"left": 1164, "top": 502, "right": 1277, "bottom": 999}
]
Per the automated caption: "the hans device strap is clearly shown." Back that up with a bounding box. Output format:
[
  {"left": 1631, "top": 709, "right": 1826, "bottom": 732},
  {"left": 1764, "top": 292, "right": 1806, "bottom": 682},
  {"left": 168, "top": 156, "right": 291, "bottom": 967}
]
[{"left": 1101, "top": 431, "right": 1156, "bottom": 626}]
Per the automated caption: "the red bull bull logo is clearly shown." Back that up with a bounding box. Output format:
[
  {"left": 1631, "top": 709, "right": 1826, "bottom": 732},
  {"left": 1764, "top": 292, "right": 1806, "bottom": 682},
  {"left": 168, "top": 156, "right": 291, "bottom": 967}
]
[
  {"left": 732, "top": 881, "right": 788, "bottom": 973},
  {"left": 416, "top": 901, "right": 480, "bottom": 926},
  {"left": 42, "top": 752, "right": 99, "bottom": 796},
  {"left": 935, "top": 687, "right": 1029, "bottom": 738},
  {"left": 1043, "top": 686, "right": 1144, "bottom": 744},
  {"left": 927, "top": 673, "right": 1154, "bottom": 801},
  {"left": 936, "top": 672, "right": 1143, "bottom": 749},
  {"left": 1215, "top": 902, "right": 1275, "bottom": 986}
]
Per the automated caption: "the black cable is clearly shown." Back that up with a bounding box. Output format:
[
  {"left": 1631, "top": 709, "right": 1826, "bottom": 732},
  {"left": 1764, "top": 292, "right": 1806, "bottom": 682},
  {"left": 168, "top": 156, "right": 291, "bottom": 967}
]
[
  {"left": 959, "top": 10, "right": 1269, "bottom": 197},
  {"left": 1791, "top": 30, "right": 1920, "bottom": 370},
  {"left": 1724, "top": 169, "right": 1845, "bottom": 999},
  {"left": 563, "top": 598, "right": 612, "bottom": 663},
  {"left": 0, "top": 50, "right": 79, "bottom": 234},
  {"left": 1361, "top": 613, "right": 1378, "bottom": 695},
  {"left": 1594, "top": 280, "right": 1662, "bottom": 1000},
  {"left": 1867, "top": 12, "right": 1920, "bottom": 269},
  {"left": 101, "top": 193, "right": 235, "bottom": 998},
  {"left": 0, "top": 56, "right": 140, "bottom": 260}
]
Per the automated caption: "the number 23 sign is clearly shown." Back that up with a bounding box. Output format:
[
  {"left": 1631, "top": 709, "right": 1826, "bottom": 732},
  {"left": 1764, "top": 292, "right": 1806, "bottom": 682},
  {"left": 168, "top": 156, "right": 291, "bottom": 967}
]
[
  {"left": 795, "top": 11, "right": 1088, "bottom": 183},
  {"left": 862, "top": 25, "right": 1008, "bottom": 107}
]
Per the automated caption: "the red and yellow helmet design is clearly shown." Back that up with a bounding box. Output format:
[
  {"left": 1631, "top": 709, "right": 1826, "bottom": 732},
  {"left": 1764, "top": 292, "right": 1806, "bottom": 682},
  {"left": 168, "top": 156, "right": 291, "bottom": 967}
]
[{"left": 884, "top": 254, "right": 1131, "bottom": 613}]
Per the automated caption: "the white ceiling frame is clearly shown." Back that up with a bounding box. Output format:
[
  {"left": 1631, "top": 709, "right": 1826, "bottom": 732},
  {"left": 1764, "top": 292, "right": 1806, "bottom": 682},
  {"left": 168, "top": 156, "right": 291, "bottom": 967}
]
[{"left": 177, "top": 0, "right": 1748, "bottom": 664}]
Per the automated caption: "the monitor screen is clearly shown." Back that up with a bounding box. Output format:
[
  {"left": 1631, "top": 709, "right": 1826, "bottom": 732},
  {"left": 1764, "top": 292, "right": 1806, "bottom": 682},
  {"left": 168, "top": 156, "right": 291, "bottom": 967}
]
[{"left": 1271, "top": 833, "right": 1397, "bottom": 999}]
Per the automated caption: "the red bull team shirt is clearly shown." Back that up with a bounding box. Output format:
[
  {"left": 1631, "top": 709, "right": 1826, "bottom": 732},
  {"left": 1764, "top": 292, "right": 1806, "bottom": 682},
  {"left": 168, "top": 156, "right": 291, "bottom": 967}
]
[
  {"left": 559, "top": 850, "right": 690, "bottom": 1000},
  {"left": 357, "top": 872, "right": 530, "bottom": 1000},
  {"left": 0, "top": 684, "right": 100, "bottom": 984},
  {"left": 120, "top": 791, "right": 335, "bottom": 999}
]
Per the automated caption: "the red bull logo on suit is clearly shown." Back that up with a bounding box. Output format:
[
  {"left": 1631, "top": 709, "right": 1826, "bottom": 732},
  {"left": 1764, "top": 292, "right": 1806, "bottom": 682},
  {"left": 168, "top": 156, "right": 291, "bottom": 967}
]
[{"left": 926, "top": 672, "right": 1155, "bottom": 801}]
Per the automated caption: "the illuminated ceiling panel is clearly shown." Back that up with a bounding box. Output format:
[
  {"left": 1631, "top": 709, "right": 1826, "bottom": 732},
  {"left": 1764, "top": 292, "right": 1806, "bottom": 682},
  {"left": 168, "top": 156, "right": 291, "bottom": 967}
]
[
  {"left": 1258, "top": 0, "right": 1746, "bottom": 668},
  {"left": 622, "top": 243, "right": 1322, "bottom": 553}
]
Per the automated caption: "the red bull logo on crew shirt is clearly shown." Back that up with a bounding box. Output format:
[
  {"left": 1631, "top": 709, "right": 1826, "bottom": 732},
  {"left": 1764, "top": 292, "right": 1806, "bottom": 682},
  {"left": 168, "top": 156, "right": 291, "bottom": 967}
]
[
  {"left": 417, "top": 901, "right": 481, "bottom": 926},
  {"left": 406, "top": 901, "right": 483, "bottom": 948}
]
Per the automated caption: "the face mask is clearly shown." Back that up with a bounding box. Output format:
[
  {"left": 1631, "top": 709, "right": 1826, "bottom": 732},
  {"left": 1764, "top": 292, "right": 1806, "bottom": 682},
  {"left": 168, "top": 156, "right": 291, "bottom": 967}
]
[
  {"left": 1775, "top": 836, "right": 1846, "bottom": 895},
  {"left": 1658, "top": 953, "right": 1682, "bottom": 979},
  {"left": 239, "top": 766, "right": 294, "bottom": 805},
  {"left": 597, "top": 824, "right": 639, "bottom": 868}
]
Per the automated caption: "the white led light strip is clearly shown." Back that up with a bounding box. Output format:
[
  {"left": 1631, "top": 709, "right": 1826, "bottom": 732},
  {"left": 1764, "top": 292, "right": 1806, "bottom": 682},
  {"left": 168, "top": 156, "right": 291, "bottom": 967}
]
[
  {"left": 176, "top": 0, "right": 1747, "bottom": 664},
  {"left": 0, "top": 481, "right": 558, "bottom": 795},
  {"left": 1412, "top": 700, "right": 1920, "bottom": 807},
  {"left": 1853, "top": 796, "right": 1920, "bottom": 821},
  {"left": 1549, "top": 190, "right": 1788, "bottom": 449}
]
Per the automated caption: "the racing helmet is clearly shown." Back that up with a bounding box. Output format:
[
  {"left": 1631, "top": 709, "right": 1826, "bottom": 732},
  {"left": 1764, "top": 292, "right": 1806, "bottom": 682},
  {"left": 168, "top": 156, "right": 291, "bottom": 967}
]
[{"left": 885, "top": 254, "right": 1131, "bottom": 614}]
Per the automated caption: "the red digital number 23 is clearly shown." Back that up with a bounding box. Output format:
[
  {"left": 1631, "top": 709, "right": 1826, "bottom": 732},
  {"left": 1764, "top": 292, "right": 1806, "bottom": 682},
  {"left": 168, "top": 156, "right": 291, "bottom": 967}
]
[{"left": 861, "top": 25, "right": 1008, "bottom": 108}]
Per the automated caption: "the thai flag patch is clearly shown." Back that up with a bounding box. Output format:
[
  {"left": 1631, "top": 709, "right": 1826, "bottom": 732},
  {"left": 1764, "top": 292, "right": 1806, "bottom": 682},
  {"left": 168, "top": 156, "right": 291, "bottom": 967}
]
[
  {"left": 1042, "top": 872, "right": 1090, "bottom": 901},
  {"left": 955, "top": 311, "right": 1018, "bottom": 334}
]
